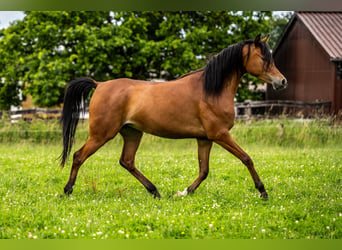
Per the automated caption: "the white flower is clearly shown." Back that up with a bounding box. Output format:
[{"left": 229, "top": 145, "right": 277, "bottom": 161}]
[{"left": 212, "top": 203, "right": 220, "bottom": 208}]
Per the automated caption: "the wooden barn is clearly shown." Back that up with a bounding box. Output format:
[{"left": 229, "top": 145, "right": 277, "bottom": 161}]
[{"left": 267, "top": 12, "right": 342, "bottom": 115}]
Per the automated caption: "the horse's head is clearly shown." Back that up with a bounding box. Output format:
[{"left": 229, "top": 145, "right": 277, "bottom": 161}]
[{"left": 243, "top": 34, "right": 287, "bottom": 90}]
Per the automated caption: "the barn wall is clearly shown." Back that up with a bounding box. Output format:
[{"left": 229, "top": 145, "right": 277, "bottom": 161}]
[
  {"left": 267, "top": 17, "right": 334, "bottom": 105},
  {"left": 334, "top": 70, "right": 342, "bottom": 113}
]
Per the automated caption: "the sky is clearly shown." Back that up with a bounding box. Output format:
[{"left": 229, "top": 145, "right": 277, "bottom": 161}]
[{"left": 0, "top": 11, "right": 25, "bottom": 29}]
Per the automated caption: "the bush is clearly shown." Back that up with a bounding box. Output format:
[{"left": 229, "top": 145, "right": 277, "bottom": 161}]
[
  {"left": 1, "top": 117, "right": 341, "bottom": 147},
  {"left": 231, "top": 118, "right": 342, "bottom": 147},
  {"left": 0, "top": 118, "right": 88, "bottom": 143}
]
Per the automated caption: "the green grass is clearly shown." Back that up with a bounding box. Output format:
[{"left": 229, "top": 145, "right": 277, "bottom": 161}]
[
  {"left": 0, "top": 120, "right": 341, "bottom": 239},
  {"left": 1, "top": 117, "right": 342, "bottom": 146}
]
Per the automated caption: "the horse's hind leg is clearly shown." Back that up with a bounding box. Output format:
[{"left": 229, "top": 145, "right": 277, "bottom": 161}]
[
  {"left": 119, "top": 126, "right": 161, "bottom": 199},
  {"left": 174, "top": 139, "right": 212, "bottom": 197},
  {"left": 63, "top": 136, "right": 109, "bottom": 195}
]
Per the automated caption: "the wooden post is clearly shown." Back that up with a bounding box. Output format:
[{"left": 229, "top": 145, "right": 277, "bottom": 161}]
[
  {"left": 278, "top": 123, "right": 284, "bottom": 142},
  {"left": 245, "top": 100, "right": 252, "bottom": 119}
]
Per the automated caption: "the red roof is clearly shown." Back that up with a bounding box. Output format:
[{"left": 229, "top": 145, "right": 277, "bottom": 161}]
[{"left": 275, "top": 12, "right": 342, "bottom": 60}]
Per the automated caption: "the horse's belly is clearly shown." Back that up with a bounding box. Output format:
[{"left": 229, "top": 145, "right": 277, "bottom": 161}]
[
  {"left": 147, "top": 125, "right": 206, "bottom": 139},
  {"left": 126, "top": 113, "right": 206, "bottom": 139}
]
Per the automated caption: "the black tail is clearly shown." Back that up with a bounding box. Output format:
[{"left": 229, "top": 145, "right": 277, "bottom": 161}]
[{"left": 60, "top": 77, "right": 97, "bottom": 167}]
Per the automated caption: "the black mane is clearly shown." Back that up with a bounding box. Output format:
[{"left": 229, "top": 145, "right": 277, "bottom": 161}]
[{"left": 203, "top": 39, "right": 273, "bottom": 96}]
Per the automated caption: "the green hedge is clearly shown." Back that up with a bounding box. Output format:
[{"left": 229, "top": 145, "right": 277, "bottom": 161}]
[{"left": 1, "top": 117, "right": 341, "bottom": 147}]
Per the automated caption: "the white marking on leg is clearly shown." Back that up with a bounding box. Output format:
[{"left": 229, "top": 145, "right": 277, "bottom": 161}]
[{"left": 173, "top": 188, "right": 188, "bottom": 197}]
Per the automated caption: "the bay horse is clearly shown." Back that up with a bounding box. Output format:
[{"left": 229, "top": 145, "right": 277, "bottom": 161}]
[{"left": 60, "top": 34, "right": 287, "bottom": 199}]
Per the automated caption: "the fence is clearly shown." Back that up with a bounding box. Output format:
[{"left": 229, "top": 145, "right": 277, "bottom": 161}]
[
  {"left": 0, "top": 108, "right": 62, "bottom": 121},
  {"left": 235, "top": 100, "right": 331, "bottom": 119},
  {"left": 0, "top": 100, "right": 332, "bottom": 122}
]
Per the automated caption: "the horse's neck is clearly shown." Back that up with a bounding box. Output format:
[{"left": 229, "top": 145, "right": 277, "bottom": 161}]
[{"left": 221, "top": 73, "right": 241, "bottom": 103}]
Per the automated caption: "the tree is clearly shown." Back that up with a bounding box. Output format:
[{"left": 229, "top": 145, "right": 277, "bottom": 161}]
[
  {"left": 1, "top": 11, "right": 118, "bottom": 108},
  {"left": 19, "top": 11, "right": 117, "bottom": 107},
  {"left": 0, "top": 22, "right": 24, "bottom": 110},
  {"left": 269, "top": 11, "right": 293, "bottom": 49},
  {"left": 0, "top": 11, "right": 289, "bottom": 109}
]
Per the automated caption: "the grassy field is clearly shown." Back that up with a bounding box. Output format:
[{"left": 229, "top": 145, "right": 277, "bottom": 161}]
[{"left": 0, "top": 118, "right": 341, "bottom": 239}]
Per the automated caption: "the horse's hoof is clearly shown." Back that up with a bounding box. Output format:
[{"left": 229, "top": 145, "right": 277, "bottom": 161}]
[
  {"left": 260, "top": 192, "right": 268, "bottom": 200},
  {"left": 154, "top": 194, "right": 161, "bottom": 199},
  {"left": 153, "top": 191, "right": 161, "bottom": 199},
  {"left": 60, "top": 191, "right": 72, "bottom": 198},
  {"left": 64, "top": 187, "right": 73, "bottom": 196}
]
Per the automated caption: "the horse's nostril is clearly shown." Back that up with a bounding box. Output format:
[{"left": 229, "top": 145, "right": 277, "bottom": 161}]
[{"left": 282, "top": 78, "right": 287, "bottom": 85}]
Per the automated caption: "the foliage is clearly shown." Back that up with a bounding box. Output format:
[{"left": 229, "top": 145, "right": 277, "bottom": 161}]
[
  {"left": 268, "top": 11, "right": 294, "bottom": 48},
  {"left": 0, "top": 117, "right": 87, "bottom": 143},
  {"left": 0, "top": 23, "right": 24, "bottom": 110},
  {"left": 1, "top": 117, "right": 342, "bottom": 148},
  {"left": 0, "top": 11, "right": 292, "bottom": 109}
]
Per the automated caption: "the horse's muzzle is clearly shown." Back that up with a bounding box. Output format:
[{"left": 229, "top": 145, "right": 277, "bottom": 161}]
[{"left": 272, "top": 78, "right": 287, "bottom": 91}]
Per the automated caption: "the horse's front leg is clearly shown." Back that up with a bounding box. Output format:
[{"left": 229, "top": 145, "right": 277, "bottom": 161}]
[{"left": 212, "top": 130, "right": 268, "bottom": 199}]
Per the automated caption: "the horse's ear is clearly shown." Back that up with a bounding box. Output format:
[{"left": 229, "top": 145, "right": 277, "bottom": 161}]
[
  {"left": 261, "top": 34, "right": 270, "bottom": 43},
  {"left": 254, "top": 34, "right": 261, "bottom": 44}
]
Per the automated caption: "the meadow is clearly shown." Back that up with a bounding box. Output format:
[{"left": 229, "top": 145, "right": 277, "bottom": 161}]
[{"left": 0, "top": 118, "right": 341, "bottom": 239}]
